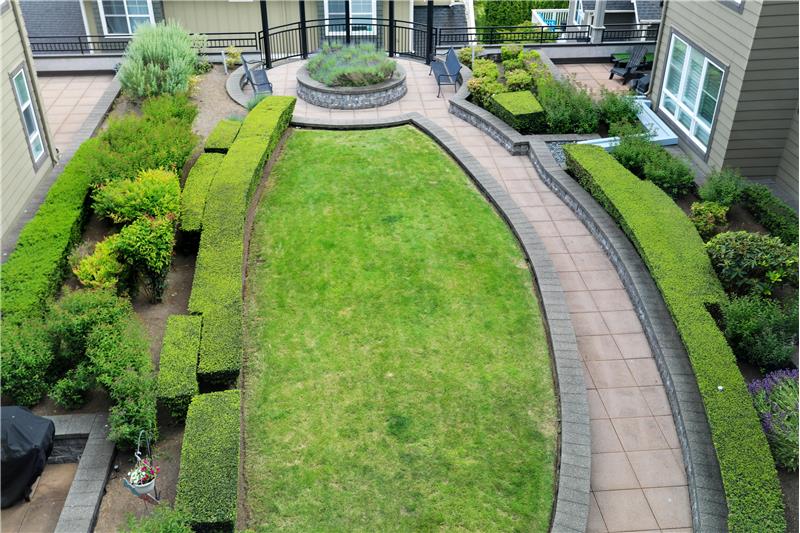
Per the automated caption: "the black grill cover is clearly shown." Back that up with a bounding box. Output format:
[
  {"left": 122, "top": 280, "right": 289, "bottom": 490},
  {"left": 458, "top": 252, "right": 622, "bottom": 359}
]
[{"left": 1, "top": 407, "right": 55, "bottom": 508}]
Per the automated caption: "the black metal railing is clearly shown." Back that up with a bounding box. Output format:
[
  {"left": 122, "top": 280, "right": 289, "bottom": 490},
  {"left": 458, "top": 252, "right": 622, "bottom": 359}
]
[
  {"left": 601, "top": 23, "right": 659, "bottom": 43},
  {"left": 29, "top": 32, "right": 260, "bottom": 56},
  {"left": 438, "top": 24, "right": 591, "bottom": 46}
]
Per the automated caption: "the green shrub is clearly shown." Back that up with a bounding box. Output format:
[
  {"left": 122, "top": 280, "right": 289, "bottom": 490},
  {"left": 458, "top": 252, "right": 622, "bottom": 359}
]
[
  {"left": 306, "top": 42, "right": 396, "bottom": 87},
  {"left": 141, "top": 93, "right": 198, "bottom": 125},
  {"left": 610, "top": 131, "right": 660, "bottom": 177},
  {"left": 466, "top": 77, "right": 505, "bottom": 108},
  {"left": 157, "top": 315, "right": 201, "bottom": 419},
  {"left": 750, "top": 370, "right": 799, "bottom": 471},
  {"left": 698, "top": 168, "right": 746, "bottom": 207},
  {"left": 706, "top": 231, "right": 798, "bottom": 296},
  {"left": 224, "top": 45, "right": 242, "bottom": 70},
  {"left": 642, "top": 149, "right": 695, "bottom": 198},
  {"left": 123, "top": 505, "right": 192, "bottom": 533},
  {"left": 72, "top": 235, "right": 125, "bottom": 290},
  {"left": 722, "top": 294, "right": 797, "bottom": 369},
  {"left": 205, "top": 119, "right": 241, "bottom": 153},
  {"left": 237, "top": 95, "right": 296, "bottom": 144},
  {"left": 119, "top": 21, "right": 200, "bottom": 99},
  {"left": 176, "top": 390, "right": 240, "bottom": 531},
  {"left": 484, "top": 0, "right": 534, "bottom": 26},
  {"left": 690, "top": 201, "right": 728, "bottom": 240},
  {"left": 116, "top": 216, "right": 176, "bottom": 302},
  {"left": 504, "top": 68, "right": 534, "bottom": 92},
  {"left": 108, "top": 369, "right": 159, "bottom": 449},
  {"left": 245, "top": 93, "right": 268, "bottom": 111},
  {"left": 50, "top": 362, "right": 94, "bottom": 409},
  {"left": 180, "top": 153, "right": 225, "bottom": 232},
  {"left": 93, "top": 169, "right": 181, "bottom": 224},
  {"left": 471, "top": 58, "right": 499, "bottom": 81},
  {"left": 457, "top": 45, "right": 483, "bottom": 69},
  {"left": 502, "top": 57, "right": 524, "bottom": 71},
  {"left": 535, "top": 76, "right": 598, "bottom": 133},
  {"left": 500, "top": 44, "right": 523, "bottom": 61},
  {"left": 563, "top": 143, "right": 785, "bottom": 532},
  {"left": 742, "top": 183, "right": 799, "bottom": 245},
  {"left": 0, "top": 321, "right": 54, "bottom": 406},
  {"left": 597, "top": 89, "right": 638, "bottom": 127},
  {"left": 489, "top": 91, "right": 546, "bottom": 134}
]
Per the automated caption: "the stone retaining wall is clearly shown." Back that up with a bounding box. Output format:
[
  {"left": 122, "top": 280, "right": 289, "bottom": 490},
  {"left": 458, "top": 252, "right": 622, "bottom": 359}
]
[{"left": 296, "top": 65, "right": 407, "bottom": 109}]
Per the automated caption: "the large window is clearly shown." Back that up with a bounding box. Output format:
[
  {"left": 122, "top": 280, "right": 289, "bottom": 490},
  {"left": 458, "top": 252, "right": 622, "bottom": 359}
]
[
  {"left": 11, "top": 68, "right": 46, "bottom": 165},
  {"left": 660, "top": 34, "right": 724, "bottom": 151},
  {"left": 98, "top": 0, "right": 154, "bottom": 35},
  {"left": 324, "top": 0, "right": 377, "bottom": 36}
]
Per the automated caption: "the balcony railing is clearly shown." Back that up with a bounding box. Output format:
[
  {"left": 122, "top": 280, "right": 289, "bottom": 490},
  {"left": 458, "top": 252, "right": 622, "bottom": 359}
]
[
  {"left": 531, "top": 8, "right": 569, "bottom": 27},
  {"left": 29, "top": 32, "right": 261, "bottom": 56},
  {"left": 601, "top": 23, "right": 659, "bottom": 43},
  {"left": 438, "top": 24, "right": 590, "bottom": 46}
]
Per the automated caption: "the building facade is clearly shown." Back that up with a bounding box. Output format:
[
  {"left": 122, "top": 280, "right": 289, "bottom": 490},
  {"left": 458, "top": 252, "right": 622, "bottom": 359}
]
[
  {"left": 650, "top": 0, "right": 798, "bottom": 207},
  {"left": 2, "top": 0, "right": 56, "bottom": 242}
]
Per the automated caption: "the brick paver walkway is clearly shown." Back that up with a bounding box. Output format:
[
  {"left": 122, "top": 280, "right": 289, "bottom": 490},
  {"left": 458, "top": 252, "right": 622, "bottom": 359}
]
[{"left": 261, "top": 59, "right": 692, "bottom": 532}]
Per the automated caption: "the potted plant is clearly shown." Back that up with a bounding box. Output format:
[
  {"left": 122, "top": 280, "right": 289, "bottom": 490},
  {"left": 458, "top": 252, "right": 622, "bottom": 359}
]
[{"left": 127, "top": 456, "right": 159, "bottom": 495}]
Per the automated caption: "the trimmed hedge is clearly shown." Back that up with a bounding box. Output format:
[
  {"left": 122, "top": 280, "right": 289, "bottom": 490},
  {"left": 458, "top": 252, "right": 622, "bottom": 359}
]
[
  {"left": 742, "top": 183, "right": 799, "bottom": 245},
  {"left": 564, "top": 144, "right": 786, "bottom": 532},
  {"left": 204, "top": 119, "right": 241, "bottom": 153},
  {"left": 175, "top": 390, "right": 240, "bottom": 531},
  {"left": 188, "top": 96, "right": 295, "bottom": 385},
  {"left": 156, "top": 315, "right": 201, "bottom": 419},
  {"left": 180, "top": 152, "right": 225, "bottom": 232},
  {"left": 489, "top": 91, "right": 545, "bottom": 134}
]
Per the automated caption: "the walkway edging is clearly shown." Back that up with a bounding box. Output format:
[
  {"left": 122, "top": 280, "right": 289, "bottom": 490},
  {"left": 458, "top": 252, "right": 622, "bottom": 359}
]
[
  {"left": 446, "top": 75, "right": 728, "bottom": 531},
  {"left": 292, "top": 113, "right": 591, "bottom": 533}
]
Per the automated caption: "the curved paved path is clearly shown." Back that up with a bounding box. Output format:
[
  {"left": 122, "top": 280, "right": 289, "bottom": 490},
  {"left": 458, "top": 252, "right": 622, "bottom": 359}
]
[{"left": 256, "top": 59, "right": 692, "bottom": 533}]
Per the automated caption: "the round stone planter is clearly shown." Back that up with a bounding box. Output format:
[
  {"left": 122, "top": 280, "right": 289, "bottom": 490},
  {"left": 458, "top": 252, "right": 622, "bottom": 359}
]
[{"left": 296, "top": 64, "right": 407, "bottom": 109}]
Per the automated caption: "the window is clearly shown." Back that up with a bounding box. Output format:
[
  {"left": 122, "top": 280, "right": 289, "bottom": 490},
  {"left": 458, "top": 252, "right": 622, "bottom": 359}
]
[
  {"left": 574, "top": 0, "right": 584, "bottom": 24},
  {"left": 659, "top": 34, "right": 724, "bottom": 150},
  {"left": 324, "top": 0, "right": 377, "bottom": 36},
  {"left": 98, "top": 0, "right": 154, "bottom": 36},
  {"left": 11, "top": 68, "right": 45, "bottom": 165}
]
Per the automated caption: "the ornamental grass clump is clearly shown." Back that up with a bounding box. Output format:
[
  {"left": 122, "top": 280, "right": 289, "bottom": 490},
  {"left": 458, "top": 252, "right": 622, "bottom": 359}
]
[
  {"left": 749, "top": 369, "right": 799, "bottom": 471},
  {"left": 307, "top": 42, "right": 396, "bottom": 87}
]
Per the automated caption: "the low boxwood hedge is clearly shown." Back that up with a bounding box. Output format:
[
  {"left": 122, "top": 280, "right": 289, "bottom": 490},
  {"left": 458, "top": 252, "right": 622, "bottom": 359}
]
[
  {"left": 204, "top": 118, "right": 241, "bottom": 153},
  {"left": 180, "top": 152, "right": 225, "bottom": 232},
  {"left": 489, "top": 91, "right": 546, "bottom": 134},
  {"left": 175, "top": 390, "right": 239, "bottom": 531},
  {"left": 564, "top": 143, "right": 785, "bottom": 532},
  {"left": 742, "top": 183, "right": 798, "bottom": 245},
  {"left": 156, "top": 315, "right": 201, "bottom": 419}
]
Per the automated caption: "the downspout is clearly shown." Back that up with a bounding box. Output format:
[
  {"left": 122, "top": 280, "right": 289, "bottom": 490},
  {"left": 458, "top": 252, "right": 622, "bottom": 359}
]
[
  {"left": 11, "top": 0, "right": 58, "bottom": 165},
  {"left": 647, "top": 0, "right": 668, "bottom": 98}
]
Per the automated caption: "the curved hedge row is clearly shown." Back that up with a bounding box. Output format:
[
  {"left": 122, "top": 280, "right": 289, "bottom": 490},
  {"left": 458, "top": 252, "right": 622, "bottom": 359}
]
[
  {"left": 156, "top": 315, "right": 201, "bottom": 419},
  {"left": 204, "top": 118, "right": 241, "bottom": 153},
  {"left": 180, "top": 152, "right": 224, "bottom": 232},
  {"left": 564, "top": 144, "right": 785, "bottom": 532}
]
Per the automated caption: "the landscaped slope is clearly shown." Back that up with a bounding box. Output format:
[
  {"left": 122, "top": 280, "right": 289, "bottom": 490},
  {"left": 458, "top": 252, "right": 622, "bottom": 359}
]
[{"left": 244, "top": 126, "right": 556, "bottom": 531}]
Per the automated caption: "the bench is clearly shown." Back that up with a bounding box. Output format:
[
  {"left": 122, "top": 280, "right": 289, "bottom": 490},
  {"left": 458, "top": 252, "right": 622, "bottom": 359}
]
[{"left": 430, "top": 47, "right": 461, "bottom": 98}]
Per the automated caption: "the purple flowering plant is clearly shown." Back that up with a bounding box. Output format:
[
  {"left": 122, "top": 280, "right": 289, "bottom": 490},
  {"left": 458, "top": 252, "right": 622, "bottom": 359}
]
[{"left": 749, "top": 368, "right": 799, "bottom": 471}]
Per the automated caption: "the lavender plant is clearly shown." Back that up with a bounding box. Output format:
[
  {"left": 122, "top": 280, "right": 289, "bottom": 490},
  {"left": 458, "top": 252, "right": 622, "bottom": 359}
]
[
  {"left": 307, "top": 42, "right": 396, "bottom": 87},
  {"left": 749, "top": 369, "right": 799, "bottom": 471}
]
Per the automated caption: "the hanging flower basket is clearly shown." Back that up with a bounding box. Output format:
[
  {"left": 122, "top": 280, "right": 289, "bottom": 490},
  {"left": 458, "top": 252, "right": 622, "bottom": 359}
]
[{"left": 127, "top": 456, "right": 159, "bottom": 495}]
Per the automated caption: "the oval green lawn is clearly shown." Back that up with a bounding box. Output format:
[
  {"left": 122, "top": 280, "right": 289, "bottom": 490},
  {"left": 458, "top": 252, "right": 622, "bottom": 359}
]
[{"left": 244, "top": 126, "right": 556, "bottom": 531}]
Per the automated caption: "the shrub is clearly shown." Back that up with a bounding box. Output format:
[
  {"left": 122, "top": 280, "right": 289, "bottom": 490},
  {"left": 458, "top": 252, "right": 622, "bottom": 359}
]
[
  {"left": 564, "top": 143, "right": 785, "bottom": 532},
  {"left": 180, "top": 153, "right": 225, "bottom": 232},
  {"left": 123, "top": 505, "right": 192, "bottom": 533},
  {"left": 157, "top": 315, "right": 201, "bottom": 419},
  {"left": 642, "top": 149, "right": 695, "bottom": 198},
  {"left": 72, "top": 235, "right": 125, "bottom": 290},
  {"left": 108, "top": 370, "right": 159, "bottom": 449},
  {"left": 0, "top": 321, "right": 54, "bottom": 406},
  {"left": 535, "top": 77, "right": 598, "bottom": 133},
  {"left": 504, "top": 68, "right": 533, "bottom": 92},
  {"left": 205, "top": 119, "right": 241, "bottom": 153},
  {"left": 722, "top": 294, "right": 797, "bottom": 369},
  {"left": 706, "top": 231, "right": 798, "bottom": 296},
  {"left": 224, "top": 45, "right": 242, "bottom": 70},
  {"left": 50, "top": 362, "right": 94, "bottom": 409},
  {"left": 116, "top": 216, "right": 176, "bottom": 302},
  {"left": 484, "top": 0, "right": 534, "bottom": 26},
  {"left": 175, "top": 390, "right": 240, "bottom": 531},
  {"left": 489, "top": 91, "right": 546, "bottom": 134},
  {"left": 466, "top": 77, "right": 505, "bottom": 108},
  {"left": 502, "top": 57, "right": 524, "bottom": 71},
  {"left": 119, "top": 21, "right": 200, "bottom": 99},
  {"left": 141, "top": 93, "right": 197, "bottom": 125},
  {"left": 597, "top": 89, "right": 638, "bottom": 127},
  {"left": 306, "top": 42, "right": 396, "bottom": 87},
  {"left": 742, "top": 183, "right": 799, "bottom": 245},
  {"left": 698, "top": 168, "right": 746, "bottom": 207},
  {"left": 500, "top": 44, "right": 523, "bottom": 61},
  {"left": 457, "top": 45, "right": 483, "bottom": 69},
  {"left": 750, "top": 370, "right": 799, "bottom": 471},
  {"left": 610, "top": 131, "right": 660, "bottom": 177},
  {"left": 93, "top": 169, "right": 181, "bottom": 224},
  {"left": 690, "top": 201, "right": 728, "bottom": 240},
  {"left": 470, "top": 58, "right": 499, "bottom": 81}
]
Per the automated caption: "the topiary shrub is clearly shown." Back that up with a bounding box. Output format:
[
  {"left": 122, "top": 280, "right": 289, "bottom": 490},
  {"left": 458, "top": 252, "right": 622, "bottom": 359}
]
[
  {"left": 722, "top": 294, "right": 797, "bottom": 369},
  {"left": 0, "top": 321, "right": 54, "bottom": 406},
  {"left": 306, "top": 42, "right": 396, "bottom": 87},
  {"left": 116, "top": 216, "right": 176, "bottom": 302},
  {"left": 157, "top": 315, "right": 201, "bottom": 419},
  {"left": 690, "top": 201, "right": 728, "bottom": 241},
  {"left": 489, "top": 91, "right": 545, "bottom": 134},
  {"left": 750, "top": 369, "right": 799, "bottom": 471},
  {"left": 742, "top": 183, "right": 799, "bottom": 245},
  {"left": 698, "top": 168, "right": 746, "bottom": 207},
  {"left": 119, "top": 21, "right": 201, "bottom": 99},
  {"left": 706, "top": 231, "right": 798, "bottom": 296},
  {"left": 535, "top": 76, "right": 598, "bottom": 133},
  {"left": 92, "top": 169, "right": 181, "bottom": 224}
]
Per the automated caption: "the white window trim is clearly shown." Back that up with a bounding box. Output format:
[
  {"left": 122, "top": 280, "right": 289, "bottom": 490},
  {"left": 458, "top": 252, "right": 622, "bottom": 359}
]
[
  {"left": 11, "top": 69, "right": 46, "bottom": 165},
  {"left": 574, "top": 0, "right": 583, "bottom": 24},
  {"left": 659, "top": 34, "right": 724, "bottom": 152},
  {"left": 324, "top": 0, "right": 378, "bottom": 37},
  {"left": 97, "top": 0, "right": 155, "bottom": 37}
]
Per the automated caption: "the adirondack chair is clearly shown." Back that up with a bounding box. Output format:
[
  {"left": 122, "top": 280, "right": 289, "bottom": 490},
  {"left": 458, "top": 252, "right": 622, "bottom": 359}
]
[
  {"left": 609, "top": 45, "right": 647, "bottom": 84},
  {"left": 242, "top": 58, "right": 273, "bottom": 94},
  {"left": 633, "top": 73, "right": 651, "bottom": 95},
  {"left": 430, "top": 47, "right": 461, "bottom": 98}
]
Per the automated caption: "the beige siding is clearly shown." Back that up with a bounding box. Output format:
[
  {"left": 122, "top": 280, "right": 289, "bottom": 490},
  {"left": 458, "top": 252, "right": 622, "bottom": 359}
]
[
  {"left": 650, "top": 0, "right": 763, "bottom": 174},
  {"left": 775, "top": 106, "right": 798, "bottom": 209},
  {"left": 1, "top": 4, "right": 54, "bottom": 239}
]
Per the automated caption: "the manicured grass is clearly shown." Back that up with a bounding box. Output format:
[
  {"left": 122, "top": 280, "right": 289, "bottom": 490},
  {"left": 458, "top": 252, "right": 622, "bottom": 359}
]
[{"left": 244, "top": 127, "right": 556, "bottom": 531}]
